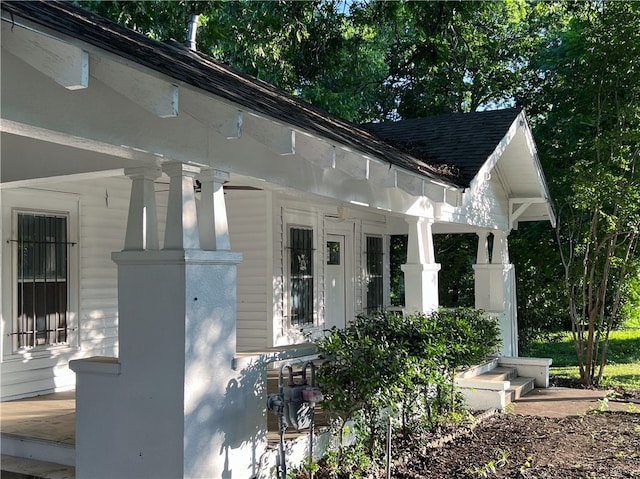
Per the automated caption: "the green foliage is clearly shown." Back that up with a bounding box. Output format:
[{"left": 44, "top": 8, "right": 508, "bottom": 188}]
[
  {"left": 540, "top": 1, "right": 640, "bottom": 386},
  {"left": 510, "top": 222, "right": 569, "bottom": 353},
  {"left": 620, "top": 272, "right": 640, "bottom": 327},
  {"left": 434, "top": 234, "right": 476, "bottom": 308},
  {"left": 526, "top": 325, "right": 640, "bottom": 388},
  {"left": 77, "top": 0, "right": 539, "bottom": 121},
  {"left": 314, "top": 308, "right": 500, "bottom": 473}
]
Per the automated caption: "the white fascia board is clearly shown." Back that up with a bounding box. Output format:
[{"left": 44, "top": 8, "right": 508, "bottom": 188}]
[
  {"left": 0, "top": 169, "right": 126, "bottom": 189},
  {"left": 468, "top": 113, "right": 522, "bottom": 195},
  {"left": 521, "top": 115, "right": 556, "bottom": 227}
]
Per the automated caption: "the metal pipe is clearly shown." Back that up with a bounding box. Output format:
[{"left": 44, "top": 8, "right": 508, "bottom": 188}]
[
  {"left": 309, "top": 415, "right": 315, "bottom": 479},
  {"left": 185, "top": 14, "right": 199, "bottom": 51},
  {"left": 386, "top": 415, "right": 392, "bottom": 479},
  {"left": 278, "top": 363, "right": 292, "bottom": 479}
]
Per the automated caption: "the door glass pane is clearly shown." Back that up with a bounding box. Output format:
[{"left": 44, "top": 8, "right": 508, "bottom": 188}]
[{"left": 327, "top": 241, "right": 340, "bottom": 265}]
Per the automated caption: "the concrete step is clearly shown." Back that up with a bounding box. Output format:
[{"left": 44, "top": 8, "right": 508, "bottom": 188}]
[
  {"left": 455, "top": 358, "right": 499, "bottom": 380},
  {"left": 507, "top": 376, "right": 536, "bottom": 402},
  {"left": 475, "top": 366, "right": 518, "bottom": 382},
  {"left": 0, "top": 455, "right": 74, "bottom": 479},
  {"left": 455, "top": 372, "right": 537, "bottom": 410}
]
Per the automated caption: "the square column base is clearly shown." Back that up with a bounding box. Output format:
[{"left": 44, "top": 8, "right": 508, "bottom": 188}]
[{"left": 401, "top": 263, "right": 441, "bottom": 313}]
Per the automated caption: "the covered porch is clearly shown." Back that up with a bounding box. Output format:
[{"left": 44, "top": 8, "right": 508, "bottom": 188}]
[{"left": 0, "top": 359, "right": 329, "bottom": 478}]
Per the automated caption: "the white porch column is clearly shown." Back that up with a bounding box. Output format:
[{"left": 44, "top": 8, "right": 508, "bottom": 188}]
[
  {"left": 123, "top": 165, "right": 161, "bottom": 250},
  {"left": 197, "top": 168, "right": 231, "bottom": 251},
  {"left": 472, "top": 230, "right": 518, "bottom": 356},
  {"left": 163, "top": 162, "right": 200, "bottom": 250},
  {"left": 71, "top": 162, "right": 266, "bottom": 479},
  {"left": 401, "top": 217, "right": 441, "bottom": 313}
]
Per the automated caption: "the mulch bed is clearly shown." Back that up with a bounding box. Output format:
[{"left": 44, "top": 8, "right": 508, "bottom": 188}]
[{"left": 297, "top": 387, "right": 640, "bottom": 479}]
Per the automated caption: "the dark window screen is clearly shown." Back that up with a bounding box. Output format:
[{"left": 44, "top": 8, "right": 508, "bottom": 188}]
[{"left": 290, "top": 227, "right": 313, "bottom": 326}]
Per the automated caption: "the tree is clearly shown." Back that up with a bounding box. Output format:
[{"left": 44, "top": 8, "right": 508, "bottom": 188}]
[
  {"left": 521, "top": 1, "right": 640, "bottom": 386},
  {"left": 78, "top": 0, "right": 536, "bottom": 121}
]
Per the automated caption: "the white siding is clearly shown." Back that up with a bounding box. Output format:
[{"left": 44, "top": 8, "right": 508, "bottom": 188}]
[
  {"left": 226, "top": 190, "right": 272, "bottom": 352},
  {"left": 451, "top": 174, "right": 510, "bottom": 230},
  {"left": 1, "top": 176, "right": 396, "bottom": 398},
  {"left": 77, "top": 178, "right": 129, "bottom": 357},
  {"left": 1, "top": 177, "right": 130, "bottom": 399}
]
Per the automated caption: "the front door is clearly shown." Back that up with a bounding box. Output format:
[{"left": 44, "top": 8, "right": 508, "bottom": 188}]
[{"left": 325, "top": 234, "right": 346, "bottom": 330}]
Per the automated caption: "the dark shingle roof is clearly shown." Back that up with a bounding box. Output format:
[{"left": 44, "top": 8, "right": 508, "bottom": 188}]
[
  {"left": 1, "top": 1, "right": 462, "bottom": 186},
  {"left": 364, "top": 108, "right": 523, "bottom": 187}
]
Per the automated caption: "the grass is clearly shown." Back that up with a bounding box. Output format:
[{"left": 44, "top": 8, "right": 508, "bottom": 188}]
[{"left": 525, "top": 318, "right": 640, "bottom": 389}]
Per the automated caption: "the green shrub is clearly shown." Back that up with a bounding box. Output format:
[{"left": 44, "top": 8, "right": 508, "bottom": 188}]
[{"left": 314, "top": 307, "right": 500, "bottom": 473}]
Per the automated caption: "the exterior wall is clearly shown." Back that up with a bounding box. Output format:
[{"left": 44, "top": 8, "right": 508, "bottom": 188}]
[
  {"left": 1, "top": 178, "right": 130, "bottom": 400},
  {"left": 1, "top": 178, "right": 398, "bottom": 398},
  {"left": 269, "top": 197, "right": 392, "bottom": 348},
  {"left": 274, "top": 202, "right": 323, "bottom": 347},
  {"left": 226, "top": 189, "right": 273, "bottom": 352}
]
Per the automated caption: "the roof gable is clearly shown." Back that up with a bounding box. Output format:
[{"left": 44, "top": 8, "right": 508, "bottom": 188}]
[{"left": 364, "top": 108, "right": 523, "bottom": 188}]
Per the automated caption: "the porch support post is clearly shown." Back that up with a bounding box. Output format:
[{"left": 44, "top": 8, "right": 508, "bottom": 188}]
[
  {"left": 401, "top": 217, "right": 441, "bottom": 313},
  {"left": 163, "top": 162, "right": 201, "bottom": 250},
  {"left": 476, "top": 230, "right": 490, "bottom": 264},
  {"left": 472, "top": 230, "right": 518, "bottom": 356},
  {"left": 197, "top": 168, "right": 231, "bottom": 251},
  {"left": 71, "top": 162, "right": 266, "bottom": 479},
  {"left": 123, "top": 164, "right": 161, "bottom": 250}
]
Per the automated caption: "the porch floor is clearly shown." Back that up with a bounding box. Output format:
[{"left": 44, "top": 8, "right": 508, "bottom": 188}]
[
  {"left": 0, "top": 390, "right": 75, "bottom": 445},
  {"left": 0, "top": 371, "right": 329, "bottom": 476}
]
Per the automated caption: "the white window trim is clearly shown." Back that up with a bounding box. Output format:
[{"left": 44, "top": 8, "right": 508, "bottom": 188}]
[{"left": 2, "top": 189, "right": 80, "bottom": 361}]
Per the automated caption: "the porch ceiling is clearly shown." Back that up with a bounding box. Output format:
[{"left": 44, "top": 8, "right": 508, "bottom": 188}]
[{"left": 0, "top": 132, "right": 131, "bottom": 185}]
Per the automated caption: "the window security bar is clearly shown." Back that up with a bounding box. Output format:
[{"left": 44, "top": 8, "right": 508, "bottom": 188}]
[
  {"left": 7, "top": 327, "right": 77, "bottom": 336},
  {"left": 6, "top": 239, "right": 77, "bottom": 245}
]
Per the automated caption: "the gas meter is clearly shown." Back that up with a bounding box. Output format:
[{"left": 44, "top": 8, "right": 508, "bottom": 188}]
[{"left": 267, "top": 361, "right": 323, "bottom": 431}]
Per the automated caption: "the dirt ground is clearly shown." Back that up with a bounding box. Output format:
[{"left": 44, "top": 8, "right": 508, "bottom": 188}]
[
  {"left": 393, "top": 409, "right": 640, "bottom": 478},
  {"left": 303, "top": 387, "right": 640, "bottom": 479}
]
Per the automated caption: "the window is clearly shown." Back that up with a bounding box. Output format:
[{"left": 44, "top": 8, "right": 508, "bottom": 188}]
[
  {"left": 290, "top": 227, "right": 314, "bottom": 326},
  {"left": 2, "top": 189, "right": 79, "bottom": 357},
  {"left": 14, "top": 213, "right": 69, "bottom": 348},
  {"left": 366, "top": 236, "right": 384, "bottom": 312}
]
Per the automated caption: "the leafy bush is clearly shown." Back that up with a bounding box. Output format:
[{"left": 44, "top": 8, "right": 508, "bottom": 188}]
[{"left": 314, "top": 307, "right": 500, "bottom": 473}]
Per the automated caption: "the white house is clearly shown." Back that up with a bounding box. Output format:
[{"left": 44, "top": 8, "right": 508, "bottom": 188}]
[{"left": 0, "top": 2, "right": 555, "bottom": 478}]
